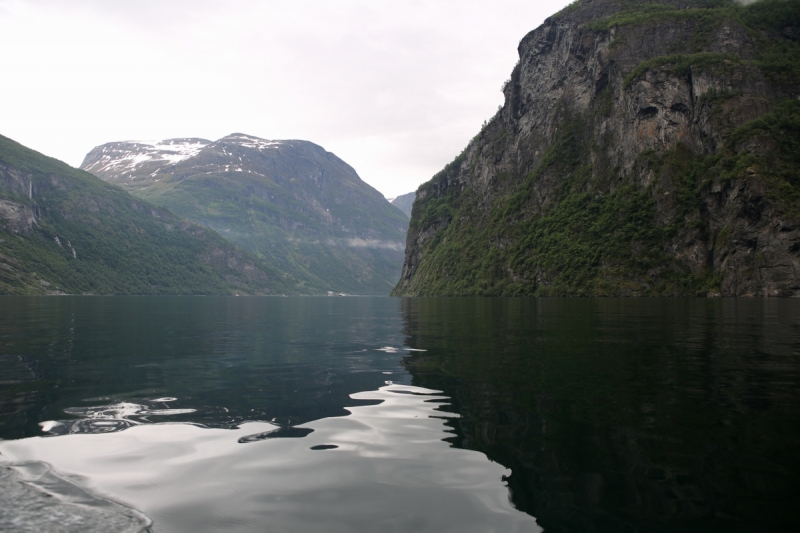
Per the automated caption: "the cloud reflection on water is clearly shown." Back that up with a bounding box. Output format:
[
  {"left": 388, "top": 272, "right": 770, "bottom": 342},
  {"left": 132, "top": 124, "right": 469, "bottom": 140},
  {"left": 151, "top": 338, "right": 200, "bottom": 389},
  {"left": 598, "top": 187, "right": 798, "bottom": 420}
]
[{"left": 1, "top": 384, "right": 541, "bottom": 533}]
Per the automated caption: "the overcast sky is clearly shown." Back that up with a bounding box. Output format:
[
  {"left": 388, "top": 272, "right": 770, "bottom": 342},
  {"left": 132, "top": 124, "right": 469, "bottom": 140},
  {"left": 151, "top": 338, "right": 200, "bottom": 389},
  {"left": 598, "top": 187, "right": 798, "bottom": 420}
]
[{"left": 1, "top": 0, "right": 571, "bottom": 198}]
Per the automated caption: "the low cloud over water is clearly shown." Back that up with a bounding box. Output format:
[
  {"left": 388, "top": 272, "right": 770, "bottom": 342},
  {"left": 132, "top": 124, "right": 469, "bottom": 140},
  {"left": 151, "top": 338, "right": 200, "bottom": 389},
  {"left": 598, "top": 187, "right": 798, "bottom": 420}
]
[{"left": 345, "top": 238, "right": 404, "bottom": 251}]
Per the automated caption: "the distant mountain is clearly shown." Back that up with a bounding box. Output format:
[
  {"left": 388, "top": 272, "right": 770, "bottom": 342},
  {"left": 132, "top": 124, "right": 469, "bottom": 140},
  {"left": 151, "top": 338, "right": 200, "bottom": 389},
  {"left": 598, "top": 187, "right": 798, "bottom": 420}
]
[
  {"left": 390, "top": 192, "right": 416, "bottom": 218},
  {"left": 82, "top": 134, "right": 408, "bottom": 294},
  {"left": 0, "top": 134, "right": 297, "bottom": 295}
]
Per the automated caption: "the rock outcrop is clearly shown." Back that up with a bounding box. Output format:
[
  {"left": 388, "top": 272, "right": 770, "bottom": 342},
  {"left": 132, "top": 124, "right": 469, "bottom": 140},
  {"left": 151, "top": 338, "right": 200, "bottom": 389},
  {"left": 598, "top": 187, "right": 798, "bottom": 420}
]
[{"left": 394, "top": 0, "right": 800, "bottom": 297}]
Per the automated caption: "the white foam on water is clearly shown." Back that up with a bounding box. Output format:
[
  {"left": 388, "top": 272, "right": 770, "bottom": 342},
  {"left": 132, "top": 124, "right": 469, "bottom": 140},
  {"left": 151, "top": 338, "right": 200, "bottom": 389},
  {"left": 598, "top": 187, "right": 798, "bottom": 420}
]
[
  {"left": 0, "top": 461, "right": 152, "bottom": 533},
  {"left": 36, "top": 401, "right": 198, "bottom": 437},
  {"left": 38, "top": 420, "right": 60, "bottom": 432}
]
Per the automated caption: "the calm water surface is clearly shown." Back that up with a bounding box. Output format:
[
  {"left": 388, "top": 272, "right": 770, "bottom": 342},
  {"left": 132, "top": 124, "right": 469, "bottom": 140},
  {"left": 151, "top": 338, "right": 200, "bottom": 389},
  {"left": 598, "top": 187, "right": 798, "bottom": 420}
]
[{"left": 1, "top": 297, "right": 799, "bottom": 532}]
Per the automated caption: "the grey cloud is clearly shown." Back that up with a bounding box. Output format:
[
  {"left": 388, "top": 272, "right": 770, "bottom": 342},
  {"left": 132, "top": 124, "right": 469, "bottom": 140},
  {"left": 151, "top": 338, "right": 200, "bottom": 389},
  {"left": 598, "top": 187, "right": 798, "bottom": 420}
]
[
  {"left": 287, "top": 237, "right": 404, "bottom": 251},
  {"left": 0, "top": 0, "right": 573, "bottom": 198}
]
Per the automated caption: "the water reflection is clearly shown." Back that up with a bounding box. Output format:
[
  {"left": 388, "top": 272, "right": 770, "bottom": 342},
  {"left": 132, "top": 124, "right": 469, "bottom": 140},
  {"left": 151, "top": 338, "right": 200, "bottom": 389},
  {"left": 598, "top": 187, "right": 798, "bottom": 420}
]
[
  {"left": 40, "top": 400, "right": 197, "bottom": 436},
  {"left": 2, "top": 296, "right": 799, "bottom": 532},
  {"left": 1, "top": 384, "right": 540, "bottom": 533},
  {"left": 399, "top": 298, "right": 800, "bottom": 533},
  {"left": 0, "top": 296, "right": 412, "bottom": 439}
]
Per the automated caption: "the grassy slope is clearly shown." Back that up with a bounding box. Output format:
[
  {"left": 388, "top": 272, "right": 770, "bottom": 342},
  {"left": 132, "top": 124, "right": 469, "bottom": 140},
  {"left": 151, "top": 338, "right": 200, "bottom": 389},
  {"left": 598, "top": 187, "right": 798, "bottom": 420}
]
[
  {"left": 131, "top": 150, "right": 407, "bottom": 295},
  {"left": 0, "top": 135, "right": 297, "bottom": 295},
  {"left": 395, "top": 0, "right": 800, "bottom": 296}
]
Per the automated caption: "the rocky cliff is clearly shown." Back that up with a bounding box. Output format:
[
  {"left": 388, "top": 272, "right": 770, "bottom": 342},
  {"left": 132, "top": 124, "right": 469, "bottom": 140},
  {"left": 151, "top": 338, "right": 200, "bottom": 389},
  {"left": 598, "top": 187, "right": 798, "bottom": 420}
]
[
  {"left": 83, "top": 134, "right": 408, "bottom": 295},
  {"left": 394, "top": 0, "right": 800, "bottom": 297},
  {"left": 390, "top": 191, "right": 416, "bottom": 218}
]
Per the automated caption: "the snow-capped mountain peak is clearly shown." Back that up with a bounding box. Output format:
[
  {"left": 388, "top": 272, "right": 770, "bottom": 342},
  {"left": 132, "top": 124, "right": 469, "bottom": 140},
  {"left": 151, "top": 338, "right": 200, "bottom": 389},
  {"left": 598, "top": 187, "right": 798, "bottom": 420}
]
[
  {"left": 80, "top": 138, "right": 211, "bottom": 183},
  {"left": 220, "top": 133, "right": 283, "bottom": 151}
]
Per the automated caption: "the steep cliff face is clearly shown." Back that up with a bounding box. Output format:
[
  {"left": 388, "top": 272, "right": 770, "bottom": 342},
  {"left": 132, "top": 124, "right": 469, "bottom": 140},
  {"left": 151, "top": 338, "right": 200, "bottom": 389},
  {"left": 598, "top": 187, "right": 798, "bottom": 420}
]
[
  {"left": 394, "top": 0, "right": 800, "bottom": 297},
  {"left": 83, "top": 134, "right": 408, "bottom": 295},
  {"left": 390, "top": 192, "right": 416, "bottom": 218}
]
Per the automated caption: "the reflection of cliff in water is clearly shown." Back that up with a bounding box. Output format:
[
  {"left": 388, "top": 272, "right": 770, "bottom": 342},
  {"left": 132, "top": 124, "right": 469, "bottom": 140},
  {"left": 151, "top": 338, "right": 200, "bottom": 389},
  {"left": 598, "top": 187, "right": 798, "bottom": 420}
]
[{"left": 400, "top": 298, "right": 800, "bottom": 533}]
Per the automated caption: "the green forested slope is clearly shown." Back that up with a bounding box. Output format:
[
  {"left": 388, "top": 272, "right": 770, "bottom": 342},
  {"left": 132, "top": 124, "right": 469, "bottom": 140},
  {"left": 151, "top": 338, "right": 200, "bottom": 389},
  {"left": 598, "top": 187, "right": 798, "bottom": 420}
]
[
  {"left": 0, "top": 134, "right": 298, "bottom": 295},
  {"left": 82, "top": 134, "right": 408, "bottom": 295}
]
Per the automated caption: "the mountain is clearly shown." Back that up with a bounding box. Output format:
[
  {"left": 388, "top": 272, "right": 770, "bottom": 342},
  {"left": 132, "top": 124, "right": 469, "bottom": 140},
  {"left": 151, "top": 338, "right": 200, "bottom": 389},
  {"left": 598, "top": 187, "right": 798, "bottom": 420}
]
[
  {"left": 82, "top": 134, "right": 408, "bottom": 295},
  {"left": 0, "top": 134, "right": 295, "bottom": 295},
  {"left": 390, "top": 192, "right": 416, "bottom": 218},
  {"left": 393, "top": 0, "right": 800, "bottom": 297}
]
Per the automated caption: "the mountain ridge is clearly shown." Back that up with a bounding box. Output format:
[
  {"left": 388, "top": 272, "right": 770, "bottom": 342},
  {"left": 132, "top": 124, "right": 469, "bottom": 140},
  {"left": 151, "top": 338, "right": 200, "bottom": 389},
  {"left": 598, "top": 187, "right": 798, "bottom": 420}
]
[
  {"left": 390, "top": 192, "right": 416, "bottom": 218},
  {"left": 0, "top": 134, "right": 297, "bottom": 295},
  {"left": 82, "top": 134, "right": 408, "bottom": 294}
]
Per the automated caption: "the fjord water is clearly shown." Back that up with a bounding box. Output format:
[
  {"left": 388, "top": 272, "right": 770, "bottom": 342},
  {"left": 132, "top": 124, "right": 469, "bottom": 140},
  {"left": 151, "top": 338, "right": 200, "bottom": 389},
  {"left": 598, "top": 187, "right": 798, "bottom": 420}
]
[{"left": 1, "top": 297, "right": 799, "bottom": 532}]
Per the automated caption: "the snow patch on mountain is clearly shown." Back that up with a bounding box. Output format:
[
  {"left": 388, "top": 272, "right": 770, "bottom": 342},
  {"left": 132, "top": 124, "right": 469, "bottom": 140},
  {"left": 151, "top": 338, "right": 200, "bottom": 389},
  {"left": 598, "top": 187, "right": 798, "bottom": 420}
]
[
  {"left": 222, "top": 133, "right": 283, "bottom": 151},
  {"left": 82, "top": 138, "right": 211, "bottom": 179}
]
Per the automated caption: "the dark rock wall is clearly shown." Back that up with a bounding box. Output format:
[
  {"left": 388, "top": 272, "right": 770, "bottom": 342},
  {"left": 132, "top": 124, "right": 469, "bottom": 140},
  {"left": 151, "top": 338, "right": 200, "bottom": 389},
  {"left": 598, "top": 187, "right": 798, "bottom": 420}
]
[{"left": 395, "top": 0, "right": 800, "bottom": 296}]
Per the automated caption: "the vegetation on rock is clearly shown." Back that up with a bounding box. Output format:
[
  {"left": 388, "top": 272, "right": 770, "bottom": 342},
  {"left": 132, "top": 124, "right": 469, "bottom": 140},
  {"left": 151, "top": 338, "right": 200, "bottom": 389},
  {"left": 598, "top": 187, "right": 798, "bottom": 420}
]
[{"left": 394, "top": 0, "right": 800, "bottom": 297}]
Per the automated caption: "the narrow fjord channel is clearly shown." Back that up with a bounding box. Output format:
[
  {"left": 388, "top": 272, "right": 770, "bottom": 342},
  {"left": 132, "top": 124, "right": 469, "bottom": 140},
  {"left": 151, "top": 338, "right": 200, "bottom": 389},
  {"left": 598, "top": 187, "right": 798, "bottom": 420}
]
[{"left": 1, "top": 297, "right": 799, "bottom": 532}]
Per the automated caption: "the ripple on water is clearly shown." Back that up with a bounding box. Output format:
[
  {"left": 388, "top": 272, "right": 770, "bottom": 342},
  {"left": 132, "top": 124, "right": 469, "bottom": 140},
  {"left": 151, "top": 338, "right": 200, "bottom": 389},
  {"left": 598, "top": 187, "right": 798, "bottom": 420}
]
[
  {"left": 0, "top": 385, "right": 541, "bottom": 533},
  {"left": 38, "top": 400, "right": 198, "bottom": 436}
]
